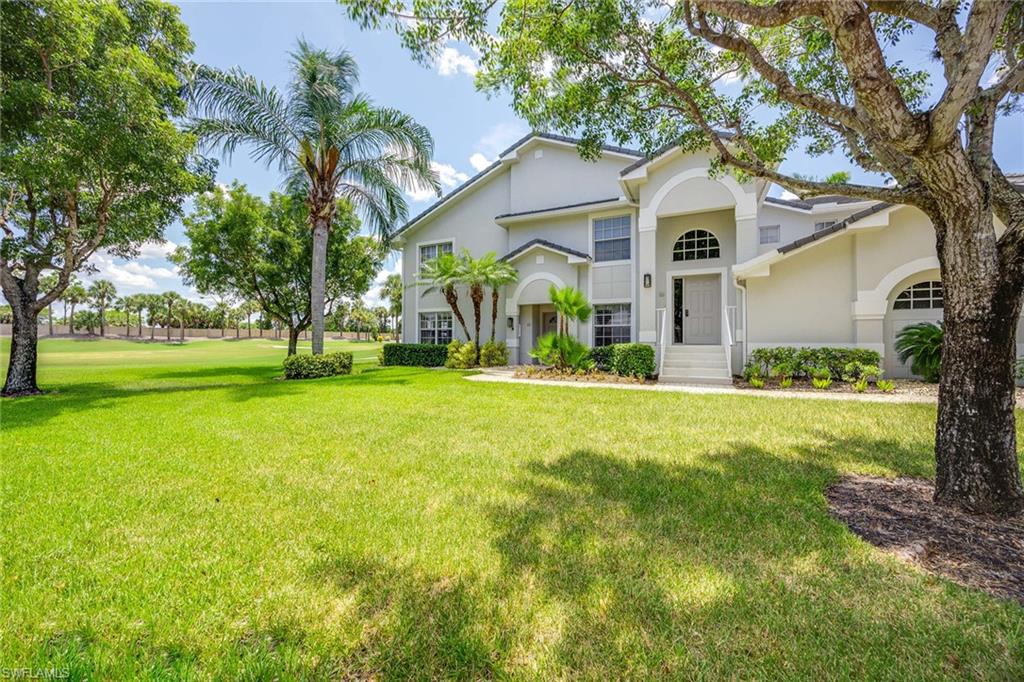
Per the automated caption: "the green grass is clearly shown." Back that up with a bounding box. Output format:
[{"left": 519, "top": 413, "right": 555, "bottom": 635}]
[{"left": 2, "top": 338, "right": 1022, "bottom": 679}]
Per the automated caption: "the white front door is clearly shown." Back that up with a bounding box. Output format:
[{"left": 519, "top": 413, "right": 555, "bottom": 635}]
[{"left": 676, "top": 274, "right": 720, "bottom": 344}]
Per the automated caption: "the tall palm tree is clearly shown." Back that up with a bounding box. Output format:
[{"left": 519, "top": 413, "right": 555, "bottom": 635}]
[
  {"left": 418, "top": 252, "right": 471, "bottom": 341},
  {"left": 161, "top": 291, "right": 183, "bottom": 342},
  {"left": 549, "top": 285, "right": 592, "bottom": 338},
  {"left": 64, "top": 282, "right": 88, "bottom": 335},
  {"left": 382, "top": 273, "right": 404, "bottom": 341},
  {"left": 127, "top": 294, "right": 148, "bottom": 337},
  {"left": 115, "top": 296, "right": 134, "bottom": 337},
  {"left": 145, "top": 294, "right": 163, "bottom": 340},
  {"left": 88, "top": 280, "right": 117, "bottom": 337},
  {"left": 456, "top": 249, "right": 496, "bottom": 355},
  {"left": 186, "top": 41, "right": 439, "bottom": 355},
  {"left": 485, "top": 260, "right": 518, "bottom": 344}
]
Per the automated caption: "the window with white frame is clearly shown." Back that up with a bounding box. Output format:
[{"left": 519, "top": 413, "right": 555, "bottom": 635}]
[
  {"left": 593, "top": 304, "right": 631, "bottom": 346},
  {"left": 893, "top": 281, "right": 943, "bottom": 310},
  {"left": 759, "top": 225, "right": 781, "bottom": 244},
  {"left": 673, "top": 229, "right": 720, "bottom": 261},
  {"left": 593, "top": 215, "right": 631, "bottom": 262},
  {"left": 813, "top": 220, "right": 837, "bottom": 233},
  {"left": 419, "top": 312, "right": 453, "bottom": 344},
  {"left": 419, "top": 241, "right": 453, "bottom": 266}
]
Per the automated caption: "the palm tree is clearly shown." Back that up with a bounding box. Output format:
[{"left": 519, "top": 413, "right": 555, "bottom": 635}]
[
  {"left": 161, "top": 291, "right": 183, "bottom": 342},
  {"left": 549, "top": 285, "right": 592, "bottom": 337},
  {"left": 485, "top": 260, "right": 518, "bottom": 344},
  {"left": 456, "top": 249, "right": 496, "bottom": 356},
  {"left": 115, "top": 296, "right": 134, "bottom": 337},
  {"left": 145, "top": 294, "right": 163, "bottom": 340},
  {"left": 127, "top": 294, "right": 148, "bottom": 337},
  {"left": 186, "top": 41, "right": 439, "bottom": 355},
  {"left": 382, "top": 273, "right": 404, "bottom": 341},
  {"left": 88, "top": 280, "right": 117, "bottom": 337},
  {"left": 418, "top": 252, "right": 471, "bottom": 341},
  {"left": 64, "top": 281, "right": 87, "bottom": 335},
  {"left": 39, "top": 273, "right": 59, "bottom": 337}
]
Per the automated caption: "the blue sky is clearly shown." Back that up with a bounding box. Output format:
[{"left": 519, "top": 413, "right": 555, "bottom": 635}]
[{"left": 82, "top": 0, "right": 1024, "bottom": 308}]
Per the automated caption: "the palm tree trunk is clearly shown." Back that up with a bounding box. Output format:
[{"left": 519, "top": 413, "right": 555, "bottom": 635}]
[
  {"left": 310, "top": 217, "right": 330, "bottom": 355},
  {"left": 247, "top": 312, "right": 252, "bottom": 337},
  {"left": 490, "top": 288, "right": 499, "bottom": 344},
  {"left": 69, "top": 304, "right": 76, "bottom": 334},
  {"left": 47, "top": 303, "right": 53, "bottom": 337},
  {"left": 167, "top": 305, "right": 172, "bottom": 341},
  {"left": 443, "top": 287, "right": 471, "bottom": 340},
  {"left": 470, "top": 285, "right": 484, "bottom": 364},
  {"left": 99, "top": 307, "right": 106, "bottom": 337},
  {"left": 137, "top": 311, "right": 143, "bottom": 337}
]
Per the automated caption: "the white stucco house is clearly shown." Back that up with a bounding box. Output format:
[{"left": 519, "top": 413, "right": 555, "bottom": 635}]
[{"left": 396, "top": 132, "right": 1023, "bottom": 384}]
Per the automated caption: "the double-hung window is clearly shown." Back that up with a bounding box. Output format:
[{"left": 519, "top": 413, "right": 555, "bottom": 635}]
[
  {"left": 759, "top": 225, "right": 780, "bottom": 245},
  {"left": 593, "top": 216, "right": 631, "bottom": 262},
  {"left": 419, "top": 241, "right": 453, "bottom": 267},
  {"left": 593, "top": 304, "right": 631, "bottom": 346},
  {"left": 419, "top": 312, "right": 453, "bottom": 344}
]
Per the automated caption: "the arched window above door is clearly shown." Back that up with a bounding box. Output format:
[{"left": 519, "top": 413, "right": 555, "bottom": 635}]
[
  {"left": 893, "top": 280, "right": 943, "bottom": 310},
  {"left": 673, "top": 229, "right": 720, "bottom": 261}
]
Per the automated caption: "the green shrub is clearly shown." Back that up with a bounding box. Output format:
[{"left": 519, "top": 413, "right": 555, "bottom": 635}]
[
  {"left": 589, "top": 345, "right": 614, "bottom": 371},
  {"left": 895, "top": 322, "right": 942, "bottom": 382},
  {"left": 744, "top": 346, "right": 881, "bottom": 381},
  {"left": 446, "top": 340, "right": 477, "bottom": 369},
  {"left": 479, "top": 341, "right": 509, "bottom": 367},
  {"left": 779, "top": 376, "right": 793, "bottom": 389},
  {"left": 282, "top": 352, "right": 353, "bottom": 380},
  {"left": 853, "top": 377, "right": 869, "bottom": 393},
  {"left": 531, "top": 333, "right": 594, "bottom": 372},
  {"left": 748, "top": 376, "right": 765, "bottom": 389},
  {"left": 812, "top": 376, "right": 833, "bottom": 390},
  {"left": 1016, "top": 357, "right": 1024, "bottom": 380},
  {"left": 381, "top": 343, "right": 448, "bottom": 367},
  {"left": 610, "top": 343, "right": 656, "bottom": 378},
  {"left": 877, "top": 379, "right": 896, "bottom": 393},
  {"left": 843, "top": 361, "right": 883, "bottom": 383}
]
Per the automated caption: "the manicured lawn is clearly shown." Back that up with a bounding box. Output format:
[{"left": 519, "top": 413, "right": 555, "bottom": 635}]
[{"left": 2, "top": 338, "right": 1022, "bottom": 679}]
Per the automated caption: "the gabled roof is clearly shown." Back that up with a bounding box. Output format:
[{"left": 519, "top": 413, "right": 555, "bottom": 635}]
[
  {"left": 778, "top": 202, "right": 892, "bottom": 253},
  {"left": 395, "top": 133, "right": 643, "bottom": 239},
  {"left": 495, "top": 196, "right": 625, "bottom": 222},
  {"left": 763, "top": 194, "right": 868, "bottom": 211},
  {"left": 500, "top": 238, "right": 591, "bottom": 263},
  {"left": 618, "top": 132, "right": 735, "bottom": 177}
]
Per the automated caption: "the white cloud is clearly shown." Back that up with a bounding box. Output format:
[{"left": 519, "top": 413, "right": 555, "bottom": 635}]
[
  {"left": 82, "top": 249, "right": 182, "bottom": 292},
  {"left": 407, "top": 161, "right": 469, "bottom": 202},
  {"left": 122, "top": 261, "right": 179, "bottom": 279},
  {"left": 780, "top": 190, "right": 800, "bottom": 201},
  {"left": 136, "top": 240, "right": 177, "bottom": 260},
  {"left": 476, "top": 121, "right": 530, "bottom": 158},
  {"left": 363, "top": 257, "right": 403, "bottom": 308},
  {"left": 436, "top": 46, "right": 478, "bottom": 77},
  {"left": 469, "top": 152, "right": 493, "bottom": 172}
]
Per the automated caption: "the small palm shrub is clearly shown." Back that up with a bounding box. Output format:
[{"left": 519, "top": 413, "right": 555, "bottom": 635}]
[
  {"left": 779, "top": 376, "right": 793, "bottom": 389},
  {"left": 479, "top": 341, "right": 509, "bottom": 367},
  {"left": 809, "top": 366, "right": 832, "bottom": 389},
  {"left": 877, "top": 379, "right": 896, "bottom": 393},
  {"left": 894, "top": 322, "right": 942, "bottom": 382},
  {"left": 531, "top": 333, "right": 594, "bottom": 372},
  {"left": 282, "top": 352, "right": 353, "bottom": 379},
  {"left": 812, "top": 377, "right": 833, "bottom": 390},
  {"left": 748, "top": 376, "right": 765, "bottom": 389},
  {"left": 852, "top": 377, "right": 869, "bottom": 393}
]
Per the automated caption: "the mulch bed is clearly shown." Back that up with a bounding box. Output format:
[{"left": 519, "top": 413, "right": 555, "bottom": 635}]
[{"left": 827, "top": 475, "right": 1024, "bottom": 605}]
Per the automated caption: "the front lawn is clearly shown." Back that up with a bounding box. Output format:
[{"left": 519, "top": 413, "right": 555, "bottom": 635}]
[{"left": 2, "top": 338, "right": 1022, "bottom": 679}]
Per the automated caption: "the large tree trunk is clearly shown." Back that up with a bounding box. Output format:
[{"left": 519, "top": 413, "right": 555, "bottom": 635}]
[
  {"left": 2, "top": 284, "right": 41, "bottom": 396},
  {"left": 924, "top": 153, "right": 1024, "bottom": 516},
  {"left": 310, "top": 218, "right": 329, "bottom": 355},
  {"left": 287, "top": 327, "right": 300, "bottom": 356}
]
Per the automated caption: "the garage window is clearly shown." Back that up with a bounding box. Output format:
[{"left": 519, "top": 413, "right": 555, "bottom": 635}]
[{"left": 893, "top": 281, "right": 943, "bottom": 310}]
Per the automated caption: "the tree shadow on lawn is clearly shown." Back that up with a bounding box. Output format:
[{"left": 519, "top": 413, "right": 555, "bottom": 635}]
[
  {"left": 0, "top": 366, "right": 419, "bottom": 432},
  {"left": 287, "top": 440, "right": 1021, "bottom": 679}
]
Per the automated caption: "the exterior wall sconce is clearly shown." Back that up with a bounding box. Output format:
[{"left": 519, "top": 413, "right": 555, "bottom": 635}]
[
  {"left": 507, "top": 316, "right": 515, "bottom": 329},
  {"left": 643, "top": 273, "right": 652, "bottom": 288}
]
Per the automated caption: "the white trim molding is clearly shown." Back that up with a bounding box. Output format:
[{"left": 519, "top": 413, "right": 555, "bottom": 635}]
[
  {"left": 505, "top": 271, "right": 567, "bottom": 315},
  {"left": 852, "top": 256, "right": 941, "bottom": 318},
  {"left": 639, "top": 167, "right": 757, "bottom": 230}
]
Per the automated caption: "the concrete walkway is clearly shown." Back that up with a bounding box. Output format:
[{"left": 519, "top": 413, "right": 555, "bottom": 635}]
[{"left": 466, "top": 368, "right": 938, "bottom": 404}]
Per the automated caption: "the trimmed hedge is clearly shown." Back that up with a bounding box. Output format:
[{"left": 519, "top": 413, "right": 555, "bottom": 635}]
[
  {"left": 742, "top": 346, "right": 882, "bottom": 381},
  {"left": 590, "top": 343, "right": 656, "bottom": 378},
  {"left": 381, "top": 343, "right": 448, "bottom": 367},
  {"left": 610, "top": 343, "right": 656, "bottom": 378},
  {"left": 282, "top": 352, "right": 353, "bottom": 380}
]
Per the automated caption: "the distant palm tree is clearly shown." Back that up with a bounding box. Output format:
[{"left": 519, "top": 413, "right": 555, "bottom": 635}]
[
  {"left": 145, "top": 295, "right": 163, "bottom": 340},
  {"left": 186, "top": 40, "right": 439, "bottom": 355},
  {"left": 549, "top": 285, "right": 592, "bottom": 337},
  {"left": 485, "top": 260, "right": 518, "bottom": 344},
  {"left": 126, "top": 294, "right": 148, "bottom": 337},
  {"left": 63, "top": 281, "right": 87, "bottom": 334},
  {"left": 161, "top": 291, "right": 183, "bottom": 342},
  {"left": 115, "top": 296, "right": 134, "bottom": 337},
  {"left": 418, "top": 252, "right": 471, "bottom": 341},
  {"left": 382, "top": 273, "right": 404, "bottom": 341},
  {"left": 88, "top": 280, "right": 117, "bottom": 337},
  {"left": 39, "top": 273, "right": 59, "bottom": 336}
]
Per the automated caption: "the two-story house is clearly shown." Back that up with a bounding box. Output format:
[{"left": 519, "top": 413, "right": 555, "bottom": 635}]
[{"left": 396, "top": 132, "right": 1024, "bottom": 384}]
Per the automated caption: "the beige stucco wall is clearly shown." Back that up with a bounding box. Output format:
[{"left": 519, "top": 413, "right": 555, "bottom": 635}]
[
  {"left": 509, "top": 142, "right": 630, "bottom": 213},
  {"left": 853, "top": 207, "right": 935, "bottom": 292},
  {"left": 654, "top": 209, "right": 738, "bottom": 311},
  {"left": 507, "top": 213, "right": 591, "bottom": 255}
]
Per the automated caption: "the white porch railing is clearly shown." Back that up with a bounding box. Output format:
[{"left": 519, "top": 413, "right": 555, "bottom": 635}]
[
  {"left": 722, "top": 305, "right": 735, "bottom": 376},
  {"left": 656, "top": 307, "right": 668, "bottom": 372}
]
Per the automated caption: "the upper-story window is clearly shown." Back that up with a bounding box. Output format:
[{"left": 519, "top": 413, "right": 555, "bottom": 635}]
[
  {"left": 814, "top": 220, "right": 837, "bottom": 233},
  {"left": 893, "top": 281, "right": 943, "bottom": 310},
  {"left": 419, "top": 241, "right": 453, "bottom": 267},
  {"left": 593, "top": 215, "right": 631, "bottom": 262},
  {"left": 759, "top": 225, "right": 781, "bottom": 245},
  {"left": 673, "top": 229, "right": 720, "bottom": 261}
]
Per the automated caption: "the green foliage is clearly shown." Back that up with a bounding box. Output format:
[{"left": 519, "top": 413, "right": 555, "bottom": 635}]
[
  {"left": 779, "top": 377, "right": 793, "bottom": 389},
  {"left": 609, "top": 343, "right": 656, "bottom": 378},
  {"left": 812, "top": 377, "right": 833, "bottom": 390},
  {"left": 445, "top": 339, "right": 478, "bottom": 369},
  {"left": 743, "top": 346, "right": 882, "bottom": 381},
  {"left": 853, "top": 378, "right": 869, "bottom": 393},
  {"left": 479, "top": 341, "right": 509, "bottom": 367},
  {"left": 589, "top": 345, "right": 614, "bottom": 371},
  {"left": 281, "top": 352, "right": 353, "bottom": 380},
  {"left": 1017, "top": 358, "right": 1024, "bottom": 381},
  {"left": 895, "top": 322, "right": 943, "bottom": 383},
  {"left": 548, "top": 285, "right": 592, "bottom": 337},
  {"left": 809, "top": 366, "right": 832, "bottom": 382},
  {"left": 877, "top": 379, "right": 896, "bottom": 393},
  {"left": 748, "top": 376, "right": 765, "bottom": 389},
  {"left": 530, "top": 333, "right": 594, "bottom": 372},
  {"left": 381, "top": 343, "right": 448, "bottom": 367},
  {"left": 843, "top": 362, "right": 883, "bottom": 383},
  {"left": 175, "top": 184, "right": 381, "bottom": 332}
]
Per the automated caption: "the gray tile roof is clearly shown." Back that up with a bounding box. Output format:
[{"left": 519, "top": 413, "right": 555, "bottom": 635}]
[
  {"left": 618, "top": 132, "right": 735, "bottom": 176},
  {"left": 495, "top": 197, "right": 622, "bottom": 220},
  {"left": 777, "top": 202, "right": 893, "bottom": 254},
  {"left": 500, "top": 238, "right": 591, "bottom": 262},
  {"left": 764, "top": 194, "right": 867, "bottom": 210}
]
